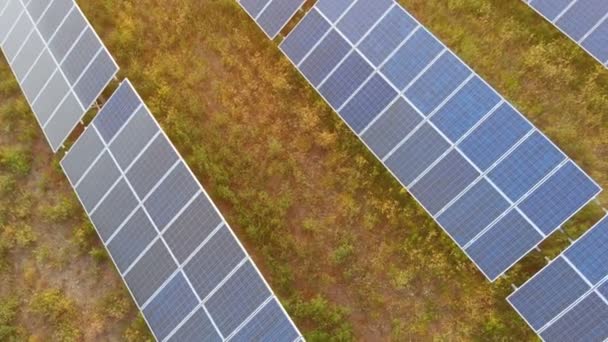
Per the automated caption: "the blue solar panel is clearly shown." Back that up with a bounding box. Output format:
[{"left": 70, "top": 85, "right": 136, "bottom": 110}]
[
  {"left": 339, "top": 73, "right": 398, "bottom": 132},
  {"left": 529, "top": 0, "right": 574, "bottom": 21},
  {"left": 556, "top": 0, "right": 608, "bottom": 41},
  {"left": 466, "top": 210, "right": 543, "bottom": 281},
  {"left": 508, "top": 257, "right": 590, "bottom": 330},
  {"left": 358, "top": 6, "right": 417, "bottom": 66},
  {"left": 489, "top": 132, "right": 565, "bottom": 202},
  {"left": 564, "top": 217, "right": 608, "bottom": 284},
  {"left": 143, "top": 273, "right": 199, "bottom": 341},
  {"left": 256, "top": 0, "right": 304, "bottom": 38},
  {"left": 540, "top": 293, "right": 608, "bottom": 342},
  {"left": 93, "top": 81, "right": 141, "bottom": 143},
  {"left": 205, "top": 262, "right": 271, "bottom": 337},
  {"left": 299, "top": 30, "right": 350, "bottom": 86},
  {"left": 385, "top": 123, "right": 450, "bottom": 186},
  {"left": 381, "top": 28, "right": 443, "bottom": 90},
  {"left": 316, "top": 0, "right": 352, "bottom": 23},
  {"left": 337, "top": 0, "right": 392, "bottom": 44},
  {"left": 107, "top": 208, "right": 157, "bottom": 273},
  {"left": 126, "top": 135, "right": 179, "bottom": 199},
  {"left": 280, "top": 9, "right": 330, "bottom": 65},
  {"left": 582, "top": 18, "right": 608, "bottom": 63},
  {"left": 405, "top": 52, "right": 471, "bottom": 115},
  {"left": 600, "top": 282, "right": 608, "bottom": 299},
  {"left": 168, "top": 308, "right": 222, "bottom": 342},
  {"left": 431, "top": 76, "right": 501, "bottom": 142},
  {"left": 90, "top": 179, "right": 139, "bottom": 241},
  {"left": 231, "top": 299, "right": 300, "bottom": 342},
  {"left": 520, "top": 161, "right": 601, "bottom": 235},
  {"left": 240, "top": 0, "right": 270, "bottom": 18},
  {"left": 410, "top": 150, "right": 480, "bottom": 215},
  {"left": 361, "top": 97, "right": 423, "bottom": 158},
  {"left": 319, "top": 51, "right": 373, "bottom": 109},
  {"left": 459, "top": 103, "right": 532, "bottom": 171},
  {"left": 437, "top": 179, "right": 510, "bottom": 247}
]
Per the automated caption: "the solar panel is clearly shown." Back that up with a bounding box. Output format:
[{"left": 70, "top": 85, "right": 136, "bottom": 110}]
[
  {"left": 238, "top": 0, "right": 305, "bottom": 39},
  {"left": 274, "top": 0, "right": 602, "bottom": 281},
  {"left": 0, "top": 0, "right": 118, "bottom": 152},
  {"left": 60, "top": 80, "right": 302, "bottom": 341},
  {"left": 508, "top": 215, "right": 608, "bottom": 341},
  {"left": 526, "top": 0, "right": 608, "bottom": 68}
]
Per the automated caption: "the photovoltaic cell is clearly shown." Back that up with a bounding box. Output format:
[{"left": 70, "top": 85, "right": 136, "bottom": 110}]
[
  {"left": 315, "top": 0, "right": 352, "bottom": 23},
  {"left": 337, "top": 0, "right": 392, "bottom": 44},
  {"left": 319, "top": 51, "right": 373, "bottom": 109},
  {"left": 437, "top": 179, "right": 510, "bottom": 247},
  {"left": 555, "top": 0, "right": 608, "bottom": 41},
  {"left": 239, "top": 0, "right": 270, "bottom": 18},
  {"left": 11, "top": 31, "right": 44, "bottom": 81},
  {"left": 48, "top": 8, "right": 86, "bottom": 62},
  {"left": 231, "top": 299, "right": 300, "bottom": 342},
  {"left": 206, "top": 261, "right": 271, "bottom": 337},
  {"left": 75, "top": 151, "right": 120, "bottom": 212},
  {"left": 74, "top": 51, "right": 118, "bottom": 108},
  {"left": 508, "top": 257, "right": 590, "bottom": 330},
  {"left": 582, "top": 18, "right": 608, "bottom": 63},
  {"left": 339, "top": 73, "right": 398, "bottom": 133},
  {"left": 280, "top": 9, "right": 330, "bottom": 65},
  {"left": 256, "top": 0, "right": 304, "bottom": 38},
  {"left": 298, "top": 29, "right": 351, "bottom": 86},
  {"left": 540, "top": 293, "right": 608, "bottom": 342},
  {"left": 26, "top": 0, "right": 50, "bottom": 22},
  {"left": 37, "top": 0, "right": 72, "bottom": 41},
  {"left": 488, "top": 132, "right": 565, "bottom": 202},
  {"left": 143, "top": 272, "right": 199, "bottom": 341},
  {"left": 564, "top": 217, "right": 608, "bottom": 284},
  {"left": 361, "top": 97, "right": 423, "bottom": 158},
  {"left": 32, "top": 71, "right": 70, "bottom": 124},
  {"left": 168, "top": 308, "right": 222, "bottom": 342},
  {"left": 60, "top": 28, "right": 101, "bottom": 84},
  {"left": 184, "top": 226, "right": 246, "bottom": 299},
  {"left": 529, "top": 0, "right": 573, "bottom": 21},
  {"left": 520, "top": 161, "right": 601, "bottom": 235},
  {"left": 466, "top": 210, "right": 543, "bottom": 281},
  {"left": 358, "top": 6, "right": 417, "bottom": 66},
  {"left": 61, "top": 80, "right": 302, "bottom": 340}
]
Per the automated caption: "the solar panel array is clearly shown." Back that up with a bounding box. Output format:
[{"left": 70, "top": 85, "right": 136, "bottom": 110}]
[
  {"left": 0, "top": 0, "right": 118, "bottom": 151},
  {"left": 61, "top": 80, "right": 303, "bottom": 342},
  {"left": 525, "top": 0, "right": 608, "bottom": 68},
  {"left": 240, "top": 0, "right": 607, "bottom": 281},
  {"left": 238, "top": 0, "right": 305, "bottom": 39},
  {"left": 508, "top": 215, "right": 608, "bottom": 341}
]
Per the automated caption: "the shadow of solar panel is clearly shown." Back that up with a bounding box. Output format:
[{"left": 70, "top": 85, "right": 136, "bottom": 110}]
[
  {"left": 520, "top": 161, "right": 601, "bottom": 235},
  {"left": 168, "top": 307, "right": 222, "bottom": 342},
  {"left": 361, "top": 97, "right": 423, "bottom": 158},
  {"left": 508, "top": 257, "right": 590, "bottom": 330},
  {"left": 555, "top": 0, "right": 608, "bottom": 41},
  {"left": 385, "top": 123, "right": 450, "bottom": 186},
  {"left": 256, "top": 0, "right": 304, "bottom": 38},
  {"left": 90, "top": 178, "right": 138, "bottom": 241},
  {"left": 280, "top": 9, "right": 330, "bottom": 65},
  {"left": 61, "top": 126, "right": 104, "bottom": 185},
  {"left": 410, "top": 150, "right": 480, "bottom": 215},
  {"left": 184, "top": 226, "right": 245, "bottom": 299},
  {"left": 339, "top": 73, "right": 397, "bottom": 132},
  {"left": 405, "top": 52, "right": 471, "bottom": 115},
  {"left": 564, "top": 217, "right": 608, "bottom": 284},
  {"left": 107, "top": 208, "right": 157, "bottom": 273},
  {"left": 437, "top": 179, "right": 510, "bottom": 247},
  {"left": 358, "top": 6, "right": 416, "bottom": 66},
  {"left": 206, "top": 261, "right": 271, "bottom": 337},
  {"left": 540, "top": 293, "right": 608, "bottom": 342},
  {"left": 231, "top": 299, "right": 300, "bottom": 342},
  {"left": 488, "top": 132, "right": 565, "bottom": 202},
  {"left": 466, "top": 210, "right": 543, "bottom": 281},
  {"left": 319, "top": 51, "right": 373, "bottom": 109},
  {"left": 163, "top": 194, "right": 223, "bottom": 263},
  {"left": 143, "top": 272, "right": 199, "bottom": 341},
  {"left": 431, "top": 76, "right": 500, "bottom": 142},
  {"left": 459, "top": 103, "right": 532, "bottom": 171},
  {"left": 336, "top": 0, "right": 392, "bottom": 44},
  {"left": 125, "top": 239, "right": 177, "bottom": 306}
]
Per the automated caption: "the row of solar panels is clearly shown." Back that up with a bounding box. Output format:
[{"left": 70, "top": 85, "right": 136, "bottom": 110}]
[
  {"left": 237, "top": 0, "right": 606, "bottom": 340},
  {"left": 61, "top": 81, "right": 302, "bottom": 341},
  {"left": 525, "top": 0, "right": 608, "bottom": 68},
  {"left": 0, "top": 0, "right": 303, "bottom": 340},
  {"left": 509, "top": 215, "right": 608, "bottom": 341},
  {"left": 255, "top": 0, "right": 602, "bottom": 282}
]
